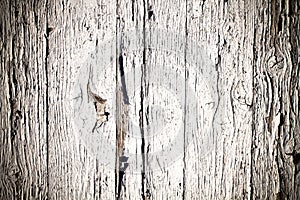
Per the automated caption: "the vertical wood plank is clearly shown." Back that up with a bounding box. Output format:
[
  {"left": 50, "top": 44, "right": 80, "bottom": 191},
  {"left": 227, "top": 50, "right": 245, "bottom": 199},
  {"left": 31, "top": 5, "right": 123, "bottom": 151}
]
[
  {"left": 115, "top": 0, "right": 188, "bottom": 198},
  {"left": 47, "top": 0, "right": 116, "bottom": 199},
  {"left": 0, "top": 0, "right": 49, "bottom": 199},
  {"left": 115, "top": 0, "right": 145, "bottom": 198},
  {"left": 143, "top": 0, "right": 187, "bottom": 199},
  {"left": 251, "top": 0, "right": 300, "bottom": 199},
  {"left": 185, "top": 0, "right": 254, "bottom": 198}
]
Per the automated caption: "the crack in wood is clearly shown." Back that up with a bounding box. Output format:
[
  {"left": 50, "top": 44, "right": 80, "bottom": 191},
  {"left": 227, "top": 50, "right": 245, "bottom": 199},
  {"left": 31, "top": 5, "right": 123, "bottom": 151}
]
[{"left": 118, "top": 54, "right": 130, "bottom": 105}]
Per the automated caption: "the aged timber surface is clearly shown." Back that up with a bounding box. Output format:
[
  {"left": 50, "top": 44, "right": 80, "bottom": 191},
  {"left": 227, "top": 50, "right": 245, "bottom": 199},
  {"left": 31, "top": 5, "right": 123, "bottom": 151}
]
[{"left": 0, "top": 0, "right": 299, "bottom": 199}]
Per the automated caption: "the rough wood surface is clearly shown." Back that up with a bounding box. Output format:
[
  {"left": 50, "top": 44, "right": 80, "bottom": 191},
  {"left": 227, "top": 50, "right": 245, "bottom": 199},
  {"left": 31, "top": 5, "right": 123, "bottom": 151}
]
[
  {"left": 185, "top": 0, "right": 254, "bottom": 198},
  {"left": 0, "top": 0, "right": 299, "bottom": 199},
  {"left": 252, "top": 0, "right": 300, "bottom": 199},
  {"left": 0, "top": 0, "right": 48, "bottom": 199}
]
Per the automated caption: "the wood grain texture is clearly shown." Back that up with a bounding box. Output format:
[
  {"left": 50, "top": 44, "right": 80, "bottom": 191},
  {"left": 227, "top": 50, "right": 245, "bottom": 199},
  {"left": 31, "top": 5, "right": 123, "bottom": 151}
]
[
  {"left": 251, "top": 0, "right": 300, "bottom": 199},
  {"left": 143, "top": 0, "right": 187, "bottom": 199},
  {"left": 46, "top": 0, "right": 116, "bottom": 199},
  {"left": 185, "top": 0, "right": 254, "bottom": 199},
  {"left": 0, "top": 0, "right": 48, "bottom": 199},
  {"left": 0, "top": 0, "right": 299, "bottom": 199},
  {"left": 115, "top": 0, "right": 145, "bottom": 198}
]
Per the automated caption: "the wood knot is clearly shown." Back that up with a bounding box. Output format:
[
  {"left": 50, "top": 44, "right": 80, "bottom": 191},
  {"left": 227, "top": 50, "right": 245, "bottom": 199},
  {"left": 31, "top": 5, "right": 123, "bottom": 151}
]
[{"left": 88, "top": 83, "right": 109, "bottom": 131}]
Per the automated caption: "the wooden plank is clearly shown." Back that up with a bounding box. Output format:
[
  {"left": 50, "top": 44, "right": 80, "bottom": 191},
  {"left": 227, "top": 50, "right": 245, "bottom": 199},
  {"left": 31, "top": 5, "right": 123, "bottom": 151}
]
[
  {"left": 115, "top": 0, "right": 188, "bottom": 199},
  {"left": 185, "top": 0, "right": 254, "bottom": 198},
  {"left": 142, "top": 0, "right": 187, "bottom": 199},
  {"left": 47, "top": 0, "right": 116, "bottom": 199},
  {"left": 115, "top": 0, "right": 145, "bottom": 198},
  {"left": 251, "top": 0, "right": 300, "bottom": 199},
  {"left": 0, "top": 0, "right": 49, "bottom": 199}
]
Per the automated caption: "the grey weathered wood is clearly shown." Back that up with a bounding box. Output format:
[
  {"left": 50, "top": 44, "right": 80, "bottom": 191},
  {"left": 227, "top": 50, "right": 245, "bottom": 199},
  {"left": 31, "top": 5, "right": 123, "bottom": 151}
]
[
  {"left": 251, "top": 0, "right": 300, "bottom": 199},
  {"left": 0, "top": 0, "right": 48, "bottom": 199},
  {"left": 0, "top": 0, "right": 299, "bottom": 199}
]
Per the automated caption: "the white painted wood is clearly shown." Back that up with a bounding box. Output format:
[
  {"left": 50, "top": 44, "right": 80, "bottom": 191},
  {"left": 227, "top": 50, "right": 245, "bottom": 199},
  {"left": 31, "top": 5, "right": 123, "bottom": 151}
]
[
  {"left": 184, "top": 0, "right": 254, "bottom": 198},
  {"left": 46, "top": 0, "right": 116, "bottom": 199},
  {"left": 142, "top": 0, "right": 187, "bottom": 199}
]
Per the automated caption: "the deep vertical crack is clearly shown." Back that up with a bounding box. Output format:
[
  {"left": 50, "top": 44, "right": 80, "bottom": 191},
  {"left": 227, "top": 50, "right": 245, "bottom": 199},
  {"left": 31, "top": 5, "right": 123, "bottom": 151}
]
[
  {"left": 44, "top": 0, "right": 50, "bottom": 198},
  {"left": 115, "top": 0, "right": 120, "bottom": 198},
  {"left": 182, "top": 0, "right": 188, "bottom": 199},
  {"left": 8, "top": 0, "right": 16, "bottom": 156},
  {"left": 140, "top": 0, "right": 147, "bottom": 199},
  {"left": 250, "top": 3, "right": 258, "bottom": 199},
  {"left": 118, "top": 55, "right": 130, "bottom": 105}
]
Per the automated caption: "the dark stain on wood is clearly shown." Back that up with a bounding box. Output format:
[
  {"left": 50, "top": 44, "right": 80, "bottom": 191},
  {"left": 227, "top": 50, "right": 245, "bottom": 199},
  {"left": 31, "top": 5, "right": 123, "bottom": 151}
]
[
  {"left": 118, "top": 54, "right": 130, "bottom": 105},
  {"left": 131, "top": 0, "right": 135, "bottom": 21},
  {"left": 293, "top": 153, "right": 300, "bottom": 165},
  {"left": 148, "top": 5, "right": 154, "bottom": 20}
]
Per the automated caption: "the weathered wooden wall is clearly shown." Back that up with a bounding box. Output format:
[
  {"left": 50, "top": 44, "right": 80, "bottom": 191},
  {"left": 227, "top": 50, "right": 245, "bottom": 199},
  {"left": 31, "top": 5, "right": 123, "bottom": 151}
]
[{"left": 0, "top": 0, "right": 299, "bottom": 199}]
